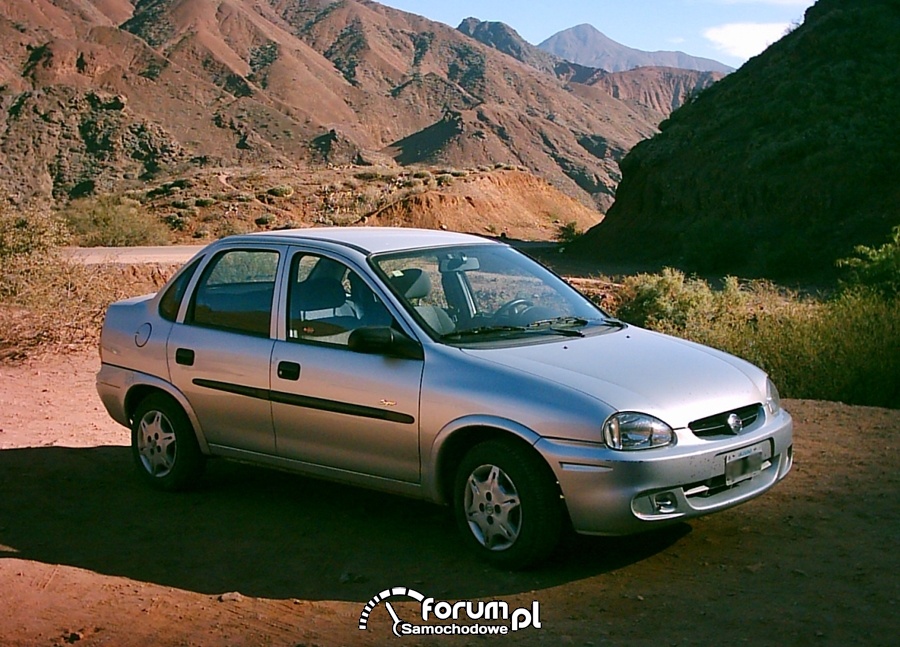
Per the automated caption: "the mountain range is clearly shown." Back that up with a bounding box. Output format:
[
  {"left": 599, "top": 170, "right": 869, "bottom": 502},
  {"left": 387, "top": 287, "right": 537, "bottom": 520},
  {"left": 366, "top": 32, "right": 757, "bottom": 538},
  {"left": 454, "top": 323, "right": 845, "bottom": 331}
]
[
  {"left": 458, "top": 19, "right": 723, "bottom": 118},
  {"left": 0, "top": 0, "right": 721, "bottom": 216}
]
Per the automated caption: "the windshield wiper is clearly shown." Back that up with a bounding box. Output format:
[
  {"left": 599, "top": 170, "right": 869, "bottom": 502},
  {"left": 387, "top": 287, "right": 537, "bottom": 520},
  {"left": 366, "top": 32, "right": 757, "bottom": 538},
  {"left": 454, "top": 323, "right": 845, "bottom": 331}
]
[
  {"left": 441, "top": 325, "right": 528, "bottom": 340},
  {"left": 524, "top": 316, "right": 589, "bottom": 337},
  {"left": 444, "top": 316, "right": 619, "bottom": 341},
  {"left": 596, "top": 317, "right": 627, "bottom": 328}
]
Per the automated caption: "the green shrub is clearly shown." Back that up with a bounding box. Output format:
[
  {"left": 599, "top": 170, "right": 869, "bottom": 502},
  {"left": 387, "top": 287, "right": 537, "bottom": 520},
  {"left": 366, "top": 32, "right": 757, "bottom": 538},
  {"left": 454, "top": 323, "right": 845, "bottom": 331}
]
[
  {"left": 163, "top": 213, "right": 188, "bottom": 231},
  {"left": 63, "top": 195, "right": 170, "bottom": 246},
  {"left": 837, "top": 224, "right": 900, "bottom": 297},
  {"left": 615, "top": 268, "right": 721, "bottom": 329},
  {"left": 267, "top": 184, "right": 294, "bottom": 198}
]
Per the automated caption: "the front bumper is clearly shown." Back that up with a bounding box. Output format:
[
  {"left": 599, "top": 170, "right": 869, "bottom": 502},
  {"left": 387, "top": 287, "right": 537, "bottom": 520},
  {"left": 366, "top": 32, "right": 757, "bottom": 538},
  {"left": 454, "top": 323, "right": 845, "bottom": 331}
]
[{"left": 535, "top": 408, "right": 793, "bottom": 535}]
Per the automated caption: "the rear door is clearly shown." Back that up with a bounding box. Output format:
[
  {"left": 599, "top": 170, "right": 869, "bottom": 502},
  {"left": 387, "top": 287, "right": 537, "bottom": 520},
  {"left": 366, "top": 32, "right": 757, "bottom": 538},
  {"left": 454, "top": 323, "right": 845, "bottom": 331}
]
[{"left": 167, "top": 245, "right": 283, "bottom": 456}]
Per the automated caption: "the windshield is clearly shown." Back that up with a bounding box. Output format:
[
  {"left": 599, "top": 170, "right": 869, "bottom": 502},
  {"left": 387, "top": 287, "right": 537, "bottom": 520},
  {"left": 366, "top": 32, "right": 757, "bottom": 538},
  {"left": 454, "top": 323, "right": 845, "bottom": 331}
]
[{"left": 371, "top": 243, "right": 619, "bottom": 344}]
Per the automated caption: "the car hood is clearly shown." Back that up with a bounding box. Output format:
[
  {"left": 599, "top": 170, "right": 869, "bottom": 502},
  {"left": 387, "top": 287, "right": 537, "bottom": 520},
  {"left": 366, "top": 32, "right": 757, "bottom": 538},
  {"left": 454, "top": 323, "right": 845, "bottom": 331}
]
[{"left": 461, "top": 326, "right": 766, "bottom": 429}]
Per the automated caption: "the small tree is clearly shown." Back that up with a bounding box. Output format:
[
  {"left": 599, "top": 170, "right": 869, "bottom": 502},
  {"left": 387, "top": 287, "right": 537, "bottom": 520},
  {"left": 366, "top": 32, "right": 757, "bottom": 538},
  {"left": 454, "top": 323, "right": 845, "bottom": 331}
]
[{"left": 555, "top": 221, "right": 582, "bottom": 244}]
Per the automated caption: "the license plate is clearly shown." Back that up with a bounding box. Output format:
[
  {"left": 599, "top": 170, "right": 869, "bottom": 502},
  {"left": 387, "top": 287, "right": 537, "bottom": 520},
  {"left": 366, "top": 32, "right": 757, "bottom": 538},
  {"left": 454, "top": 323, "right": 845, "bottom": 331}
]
[{"left": 724, "top": 448, "right": 763, "bottom": 486}]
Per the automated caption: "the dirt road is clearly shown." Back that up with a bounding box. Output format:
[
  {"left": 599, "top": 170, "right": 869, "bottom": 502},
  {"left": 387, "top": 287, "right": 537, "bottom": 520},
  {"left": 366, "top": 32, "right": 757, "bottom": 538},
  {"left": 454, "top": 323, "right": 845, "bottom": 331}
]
[
  {"left": 0, "top": 353, "right": 898, "bottom": 646},
  {"left": 62, "top": 246, "right": 206, "bottom": 265}
]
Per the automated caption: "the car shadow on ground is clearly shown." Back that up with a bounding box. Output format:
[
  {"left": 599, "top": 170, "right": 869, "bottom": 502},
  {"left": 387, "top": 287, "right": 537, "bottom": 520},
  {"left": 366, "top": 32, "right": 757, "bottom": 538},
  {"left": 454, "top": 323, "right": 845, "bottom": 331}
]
[{"left": 0, "top": 446, "right": 689, "bottom": 602}]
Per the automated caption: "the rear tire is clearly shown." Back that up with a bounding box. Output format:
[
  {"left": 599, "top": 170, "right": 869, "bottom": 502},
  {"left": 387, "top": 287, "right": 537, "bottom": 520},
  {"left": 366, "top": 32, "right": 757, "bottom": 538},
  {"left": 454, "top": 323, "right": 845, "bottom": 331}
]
[
  {"left": 131, "top": 393, "right": 205, "bottom": 491},
  {"left": 453, "top": 438, "right": 562, "bottom": 569}
]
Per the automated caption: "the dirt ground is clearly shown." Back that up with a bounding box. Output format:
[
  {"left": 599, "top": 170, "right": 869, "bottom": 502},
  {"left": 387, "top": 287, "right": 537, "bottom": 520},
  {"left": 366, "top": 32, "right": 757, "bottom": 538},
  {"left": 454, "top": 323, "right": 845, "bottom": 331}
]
[{"left": 0, "top": 352, "right": 898, "bottom": 646}]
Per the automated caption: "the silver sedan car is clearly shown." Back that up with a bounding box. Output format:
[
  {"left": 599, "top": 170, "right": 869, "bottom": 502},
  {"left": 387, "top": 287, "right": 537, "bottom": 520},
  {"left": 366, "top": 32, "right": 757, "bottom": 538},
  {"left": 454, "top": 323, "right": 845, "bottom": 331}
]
[{"left": 97, "top": 228, "right": 792, "bottom": 568}]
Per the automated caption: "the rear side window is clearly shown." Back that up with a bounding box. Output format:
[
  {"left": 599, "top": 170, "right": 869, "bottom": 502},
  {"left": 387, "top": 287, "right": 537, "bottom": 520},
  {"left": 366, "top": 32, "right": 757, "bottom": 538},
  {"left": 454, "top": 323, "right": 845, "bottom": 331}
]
[
  {"left": 159, "top": 257, "right": 202, "bottom": 322},
  {"left": 188, "top": 249, "right": 280, "bottom": 337}
]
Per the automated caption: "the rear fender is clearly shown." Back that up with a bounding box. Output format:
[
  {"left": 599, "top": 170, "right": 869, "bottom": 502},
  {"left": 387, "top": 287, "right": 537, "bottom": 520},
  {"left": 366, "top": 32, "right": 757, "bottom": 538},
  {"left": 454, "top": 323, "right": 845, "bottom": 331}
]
[{"left": 124, "top": 372, "right": 211, "bottom": 454}]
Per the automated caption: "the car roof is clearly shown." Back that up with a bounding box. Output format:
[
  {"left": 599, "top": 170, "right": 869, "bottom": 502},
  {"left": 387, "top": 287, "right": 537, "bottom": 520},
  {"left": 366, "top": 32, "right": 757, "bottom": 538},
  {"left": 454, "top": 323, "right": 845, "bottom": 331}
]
[{"left": 220, "top": 227, "right": 498, "bottom": 255}]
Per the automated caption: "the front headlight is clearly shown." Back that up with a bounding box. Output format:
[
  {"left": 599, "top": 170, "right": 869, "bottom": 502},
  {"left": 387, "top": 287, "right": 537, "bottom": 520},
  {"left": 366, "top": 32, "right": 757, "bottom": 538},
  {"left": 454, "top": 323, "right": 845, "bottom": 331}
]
[
  {"left": 766, "top": 378, "right": 782, "bottom": 415},
  {"left": 603, "top": 412, "right": 674, "bottom": 450}
]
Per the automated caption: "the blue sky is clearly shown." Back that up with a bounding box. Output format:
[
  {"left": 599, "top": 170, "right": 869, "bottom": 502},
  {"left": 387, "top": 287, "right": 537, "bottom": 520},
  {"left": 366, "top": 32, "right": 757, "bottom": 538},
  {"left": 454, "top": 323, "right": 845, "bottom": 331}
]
[{"left": 377, "top": 0, "right": 817, "bottom": 68}]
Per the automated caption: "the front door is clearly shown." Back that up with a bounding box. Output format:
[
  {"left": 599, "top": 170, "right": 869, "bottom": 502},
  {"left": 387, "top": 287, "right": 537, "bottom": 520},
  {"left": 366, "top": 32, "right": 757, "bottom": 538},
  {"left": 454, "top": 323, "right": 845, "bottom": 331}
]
[{"left": 270, "top": 251, "right": 423, "bottom": 482}]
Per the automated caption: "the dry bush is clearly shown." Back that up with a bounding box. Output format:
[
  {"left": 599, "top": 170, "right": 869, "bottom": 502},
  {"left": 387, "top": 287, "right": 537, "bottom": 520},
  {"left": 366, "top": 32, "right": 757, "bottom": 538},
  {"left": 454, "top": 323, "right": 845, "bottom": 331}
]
[
  {"left": 62, "top": 194, "right": 170, "bottom": 247},
  {"left": 1, "top": 259, "right": 176, "bottom": 360},
  {"left": 1, "top": 200, "right": 175, "bottom": 359}
]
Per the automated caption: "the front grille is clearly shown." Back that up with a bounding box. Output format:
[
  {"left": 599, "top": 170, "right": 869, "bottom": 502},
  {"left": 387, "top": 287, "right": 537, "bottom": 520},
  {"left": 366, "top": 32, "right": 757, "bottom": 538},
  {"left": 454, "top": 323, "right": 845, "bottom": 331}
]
[{"left": 689, "top": 404, "right": 762, "bottom": 438}]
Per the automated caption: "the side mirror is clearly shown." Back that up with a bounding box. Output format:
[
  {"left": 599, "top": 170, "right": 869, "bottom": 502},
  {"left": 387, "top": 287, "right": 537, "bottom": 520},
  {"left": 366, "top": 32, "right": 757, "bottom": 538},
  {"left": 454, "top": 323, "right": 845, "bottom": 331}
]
[{"left": 348, "top": 327, "right": 424, "bottom": 360}]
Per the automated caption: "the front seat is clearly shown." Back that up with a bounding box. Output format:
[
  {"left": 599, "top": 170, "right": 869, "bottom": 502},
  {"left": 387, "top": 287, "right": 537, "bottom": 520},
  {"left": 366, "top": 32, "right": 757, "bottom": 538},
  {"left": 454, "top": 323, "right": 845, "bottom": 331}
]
[
  {"left": 290, "top": 277, "right": 359, "bottom": 338},
  {"left": 389, "top": 269, "right": 455, "bottom": 336}
]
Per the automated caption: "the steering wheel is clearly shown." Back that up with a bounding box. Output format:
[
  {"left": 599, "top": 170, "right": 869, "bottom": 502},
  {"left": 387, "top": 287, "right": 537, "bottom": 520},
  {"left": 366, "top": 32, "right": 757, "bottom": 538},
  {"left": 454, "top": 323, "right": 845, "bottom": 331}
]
[{"left": 494, "top": 298, "right": 534, "bottom": 320}]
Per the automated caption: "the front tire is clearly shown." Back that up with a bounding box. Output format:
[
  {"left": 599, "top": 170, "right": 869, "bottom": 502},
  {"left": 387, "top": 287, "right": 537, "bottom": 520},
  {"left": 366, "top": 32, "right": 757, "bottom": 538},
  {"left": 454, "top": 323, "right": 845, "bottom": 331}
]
[
  {"left": 131, "top": 393, "right": 205, "bottom": 491},
  {"left": 454, "top": 438, "right": 563, "bottom": 569}
]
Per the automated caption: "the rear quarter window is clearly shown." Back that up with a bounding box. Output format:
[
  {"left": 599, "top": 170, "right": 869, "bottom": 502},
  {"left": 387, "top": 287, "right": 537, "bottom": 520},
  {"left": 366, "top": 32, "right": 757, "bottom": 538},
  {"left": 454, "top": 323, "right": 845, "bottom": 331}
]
[{"left": 158, "top": 257, "right": 203, "bottom": 322}]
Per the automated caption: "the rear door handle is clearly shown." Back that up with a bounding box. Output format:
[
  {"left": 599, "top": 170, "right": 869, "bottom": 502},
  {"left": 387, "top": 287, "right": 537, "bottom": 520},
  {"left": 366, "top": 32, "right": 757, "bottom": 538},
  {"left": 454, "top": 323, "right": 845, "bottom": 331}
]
[
  {"left": 175, "top": 348, "right": 195, "bottom": 366},
  {"left": 277, "top": 361, "right": 301, "bottom": 381}
]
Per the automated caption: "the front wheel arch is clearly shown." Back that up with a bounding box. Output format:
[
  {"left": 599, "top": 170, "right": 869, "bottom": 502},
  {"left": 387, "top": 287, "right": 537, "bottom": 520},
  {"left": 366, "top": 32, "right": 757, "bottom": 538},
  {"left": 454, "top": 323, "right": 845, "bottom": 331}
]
[{"left": 432, "top": 418, "right": 543, "bottom": 505}]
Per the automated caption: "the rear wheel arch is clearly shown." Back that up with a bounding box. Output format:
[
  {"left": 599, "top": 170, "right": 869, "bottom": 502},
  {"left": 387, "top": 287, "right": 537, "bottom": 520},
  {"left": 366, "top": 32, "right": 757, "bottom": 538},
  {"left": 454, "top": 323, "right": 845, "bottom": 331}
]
[
  {"left": 124, "top": 383, "right": 208, "bottom": 453},
  {"left": 130, "top": 391, "right": 205, "bottom": 491},
  {"left": 124, "top": 384, "right": 167, "bottom": 423}
]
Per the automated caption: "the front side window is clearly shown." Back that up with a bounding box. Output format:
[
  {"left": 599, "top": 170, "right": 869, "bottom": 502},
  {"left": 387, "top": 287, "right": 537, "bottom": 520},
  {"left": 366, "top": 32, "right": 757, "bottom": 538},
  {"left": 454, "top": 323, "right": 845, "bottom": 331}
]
[
  {"left": 188, "top": 249, "right": 279, "bottom": 336},
  {"left": 373, "top": 244, "right": 613, "bottom": 344},
  {"left": 287, "top": 254, "right": 394, "bottom": 346}
]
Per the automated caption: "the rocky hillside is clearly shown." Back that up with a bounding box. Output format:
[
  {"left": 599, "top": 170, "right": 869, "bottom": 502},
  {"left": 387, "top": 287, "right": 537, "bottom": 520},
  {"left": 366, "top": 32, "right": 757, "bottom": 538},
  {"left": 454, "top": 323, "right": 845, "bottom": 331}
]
[
  {"left": 101, "top": 165, "right": 604, "bottom": 243},
  {"left": 0, "top": 0, "right": 669, "bottom": 213},
  {"left": 458, "top": 18, "right": 722, "bottom": 121},
  {"left": 539, "top": 24, "right": 732, "bottom": 74},
  {"left": 573, "top": 0, "right": 900, "bottom": 281}
]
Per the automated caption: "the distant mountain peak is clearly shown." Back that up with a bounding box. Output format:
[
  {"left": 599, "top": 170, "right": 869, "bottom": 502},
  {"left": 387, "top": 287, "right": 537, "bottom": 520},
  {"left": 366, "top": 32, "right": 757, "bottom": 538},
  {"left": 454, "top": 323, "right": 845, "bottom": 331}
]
[
  {"left": 458, "top": 17, "right": 723, "bottom": 119},
  {"left": 539, "top": 24, "right": 732, "bottom": 74}
]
